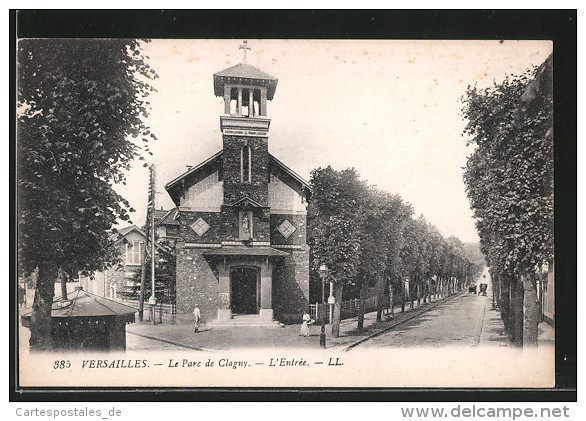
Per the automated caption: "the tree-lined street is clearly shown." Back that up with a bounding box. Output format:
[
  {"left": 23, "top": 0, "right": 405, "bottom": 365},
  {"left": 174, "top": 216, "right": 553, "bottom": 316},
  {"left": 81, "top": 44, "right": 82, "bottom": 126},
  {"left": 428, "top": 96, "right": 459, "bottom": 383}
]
[{"left": 359, "top": 292, "right": 497, "bottom": 348}]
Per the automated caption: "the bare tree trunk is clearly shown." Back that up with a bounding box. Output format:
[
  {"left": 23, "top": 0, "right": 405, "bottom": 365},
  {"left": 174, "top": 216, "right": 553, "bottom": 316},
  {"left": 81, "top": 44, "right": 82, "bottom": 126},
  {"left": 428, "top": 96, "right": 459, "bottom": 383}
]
[
  {"left": 538, "top": 272, "right": 544, "bottom": 322},
  {"left": 59, "top": 267, "right": 68, "bottom": 301},
  {"left": 512, "top": 279, "right": 524, "bottom": 347},
  {"left": 401, "top": 279, "right": 405, "bottom": 312},
  {"left": 30, "top": 262, "right": 58, "bottom": 351},
  {"left": 492, "top": 273, "right": 499, "bottom": 309},
  {"left": 507, "top": 278, "right": 514, "bottom": 334},
  {"left": 375, "top": 275, "right": 385, "bottom": 322},
  {"left": 500, "top": 275, "right": 510, "bottom": 332},
  {"left": 409, "top": 275, "right": 414, "bottom": 309},
  {"left": 389, "top": 282, "right": 394, "bottom": 316},
  {"left": 358, "top": 282, "right": 366, "bottom": 330},
  {"left": 522, "top": 271, "right": 540, "bottom": 347},
  {"left": 331, "top": 283, "right": 344, "bottom": 337}
]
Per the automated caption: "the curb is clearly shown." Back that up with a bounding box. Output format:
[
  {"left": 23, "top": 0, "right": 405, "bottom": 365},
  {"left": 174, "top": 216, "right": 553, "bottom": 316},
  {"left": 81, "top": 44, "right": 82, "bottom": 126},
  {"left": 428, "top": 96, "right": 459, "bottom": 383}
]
[
  {"left": 343, "top": 292, "right": 465, "bottom": 352},
  {"left": 470, "top": 294, "right": 488, "bottom": 347},
  {"left": 127, "top": 330, "right": 213, "bottom": 352}
]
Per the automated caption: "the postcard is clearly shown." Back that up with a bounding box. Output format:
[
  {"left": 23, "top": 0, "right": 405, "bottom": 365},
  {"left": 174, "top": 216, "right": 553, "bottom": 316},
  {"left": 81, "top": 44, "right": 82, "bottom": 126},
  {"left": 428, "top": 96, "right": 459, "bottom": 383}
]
[{"left": 16, "top": 38, "right": 555, "bottom": 389}]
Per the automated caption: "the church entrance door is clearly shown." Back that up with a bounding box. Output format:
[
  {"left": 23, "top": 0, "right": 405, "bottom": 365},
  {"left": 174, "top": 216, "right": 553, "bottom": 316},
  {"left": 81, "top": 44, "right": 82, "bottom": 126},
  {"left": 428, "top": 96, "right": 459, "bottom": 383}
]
[{"left": 230, "top": 267, "right": 259, "bottom": 315}]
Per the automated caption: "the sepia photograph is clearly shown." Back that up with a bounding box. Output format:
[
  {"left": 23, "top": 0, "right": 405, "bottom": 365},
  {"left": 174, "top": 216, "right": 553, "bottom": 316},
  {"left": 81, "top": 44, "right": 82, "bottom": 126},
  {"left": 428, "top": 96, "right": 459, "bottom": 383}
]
[{"left": 13, "top": 11, "right": 572, "bottom": 395}]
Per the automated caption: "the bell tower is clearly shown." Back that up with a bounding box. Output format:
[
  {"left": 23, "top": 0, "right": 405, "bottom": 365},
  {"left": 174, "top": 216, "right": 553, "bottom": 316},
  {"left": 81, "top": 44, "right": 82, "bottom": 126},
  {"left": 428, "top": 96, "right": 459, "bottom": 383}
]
[
  {"left": 213, "top": 41, "right": 279, "bottom": 241},
  {"left": 213, "top": 40, "right": 278, "bottom": 139}
]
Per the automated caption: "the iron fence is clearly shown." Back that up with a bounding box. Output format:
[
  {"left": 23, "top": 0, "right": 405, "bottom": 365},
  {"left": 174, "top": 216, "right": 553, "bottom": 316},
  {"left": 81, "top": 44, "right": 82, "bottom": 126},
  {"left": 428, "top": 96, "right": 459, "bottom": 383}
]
[
  {"left": 117, "top": 299, "right": 177, "bottom": 324},
  {"left": 309, "top": 296, "right": 382, "bottom": 323}
]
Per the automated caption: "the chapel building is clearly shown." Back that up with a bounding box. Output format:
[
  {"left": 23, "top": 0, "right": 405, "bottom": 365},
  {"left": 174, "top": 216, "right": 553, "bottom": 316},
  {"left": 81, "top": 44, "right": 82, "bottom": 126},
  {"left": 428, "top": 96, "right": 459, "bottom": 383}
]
[{"left": 165, "top": 44, "right": 311, "bottom": 325}]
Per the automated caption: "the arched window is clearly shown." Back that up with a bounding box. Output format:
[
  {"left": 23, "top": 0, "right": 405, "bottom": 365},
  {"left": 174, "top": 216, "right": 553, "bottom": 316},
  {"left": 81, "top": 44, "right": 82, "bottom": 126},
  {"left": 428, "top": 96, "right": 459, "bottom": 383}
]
[{"left": 241, "top": 145, "right": 251, "bottom": 183}]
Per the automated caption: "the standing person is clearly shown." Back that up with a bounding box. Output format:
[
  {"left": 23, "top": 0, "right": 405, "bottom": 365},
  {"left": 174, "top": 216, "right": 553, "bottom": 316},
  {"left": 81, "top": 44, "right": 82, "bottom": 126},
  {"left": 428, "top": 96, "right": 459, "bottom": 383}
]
[
  {"left": 193, "top": 304, "right": 201, "bottom": 333},
  {"left": 300, "top": 310, "right": 311, "bottom": 337}
]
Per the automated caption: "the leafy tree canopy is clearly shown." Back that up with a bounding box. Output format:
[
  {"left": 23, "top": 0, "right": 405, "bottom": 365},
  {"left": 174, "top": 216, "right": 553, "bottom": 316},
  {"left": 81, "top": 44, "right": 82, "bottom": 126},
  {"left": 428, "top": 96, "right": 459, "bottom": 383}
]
[
  {"left": 18, "top": 39, "right": 158, "bottom": 276},
  {"left": 462, "top": 55, "right": 553, "bottom": 277}
]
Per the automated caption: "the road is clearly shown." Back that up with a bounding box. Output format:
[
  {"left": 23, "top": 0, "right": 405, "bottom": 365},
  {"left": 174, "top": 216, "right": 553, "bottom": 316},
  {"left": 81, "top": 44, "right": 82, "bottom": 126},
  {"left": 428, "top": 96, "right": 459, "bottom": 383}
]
[
  {"left": 126, "top": 331, "right": 190, "bottom": 351},
  {"left": 358, "top": 292, "right": 490, "bottom": 348}
]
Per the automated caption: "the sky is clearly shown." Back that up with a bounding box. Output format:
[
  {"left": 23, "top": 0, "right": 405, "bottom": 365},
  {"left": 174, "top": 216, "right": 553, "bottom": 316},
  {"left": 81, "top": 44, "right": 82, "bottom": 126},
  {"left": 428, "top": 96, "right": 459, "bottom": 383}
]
[{"left": 116, "top": 39, "right": 552, "bottom": 244}]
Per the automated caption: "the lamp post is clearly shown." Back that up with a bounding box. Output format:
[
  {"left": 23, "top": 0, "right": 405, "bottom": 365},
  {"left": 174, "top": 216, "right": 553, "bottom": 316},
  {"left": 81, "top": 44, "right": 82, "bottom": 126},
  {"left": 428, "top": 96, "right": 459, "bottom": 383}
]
[
  {"left": 328, "top": 280, "right": 335, "bottom": 324},
  {"left": 318, "top": 264, "right": 330, "bottom": 348}
]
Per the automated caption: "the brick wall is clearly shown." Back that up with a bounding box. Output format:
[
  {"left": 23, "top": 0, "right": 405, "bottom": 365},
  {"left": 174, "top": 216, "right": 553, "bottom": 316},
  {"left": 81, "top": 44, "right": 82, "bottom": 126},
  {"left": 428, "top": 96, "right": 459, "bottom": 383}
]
[
  {"left": 270, "top": 214, "right": 307, "bottom": 246},
  {"left": 175, "top": 244, "right": 219, "bottom": 322},
  {"left": 222, "top": 135, "right": 269, "bottom": 205},
  {"left": 273, "top": 246, "right": 310, "bottom": 324},
  {"left": 178, "top": 210, "right": 223, "bottom": 244}
]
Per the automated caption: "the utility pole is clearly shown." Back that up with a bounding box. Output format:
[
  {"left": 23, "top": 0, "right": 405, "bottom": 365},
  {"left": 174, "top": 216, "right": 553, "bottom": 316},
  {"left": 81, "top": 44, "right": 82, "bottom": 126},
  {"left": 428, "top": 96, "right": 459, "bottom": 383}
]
[
  {"left": 148, "top": 165, "right": 157, "bottom": 324},
  {"left": 138, "top": 165, "right": 154, "bottom": 322}
]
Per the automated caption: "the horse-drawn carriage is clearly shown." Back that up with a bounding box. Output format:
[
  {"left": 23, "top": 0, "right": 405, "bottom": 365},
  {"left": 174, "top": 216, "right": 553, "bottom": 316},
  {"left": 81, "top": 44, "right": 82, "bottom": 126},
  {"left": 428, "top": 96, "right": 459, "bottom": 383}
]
[{"left": 479, "top": 283, "right": 488, "bottom": 296}]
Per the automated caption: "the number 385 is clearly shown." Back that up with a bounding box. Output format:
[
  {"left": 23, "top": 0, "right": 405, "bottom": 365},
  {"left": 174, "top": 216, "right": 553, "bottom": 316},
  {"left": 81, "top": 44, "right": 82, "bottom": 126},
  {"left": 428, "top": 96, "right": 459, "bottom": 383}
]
[{"left": 53, "top": 360, "right": 71, "bottom": 369}]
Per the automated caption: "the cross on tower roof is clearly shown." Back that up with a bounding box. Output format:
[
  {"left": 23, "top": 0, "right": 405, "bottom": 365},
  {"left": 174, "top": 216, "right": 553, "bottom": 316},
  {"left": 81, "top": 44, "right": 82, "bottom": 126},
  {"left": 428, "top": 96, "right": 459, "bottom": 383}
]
[{"left": 239, "top": 40, "right": 251, "bottom": 63}]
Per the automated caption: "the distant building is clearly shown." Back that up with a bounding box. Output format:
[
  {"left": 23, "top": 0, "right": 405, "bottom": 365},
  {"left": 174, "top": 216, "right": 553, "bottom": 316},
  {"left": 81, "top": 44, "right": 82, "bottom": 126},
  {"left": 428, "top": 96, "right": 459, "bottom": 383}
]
[
  {"left": 155, "top": 208, "right": 180, "bottom": 242},
  {"left": 165, "top": 43, "right": 311, "bottom": 325},
  {"left": 539, "top": 262, "right": 554, "bottom": 326},
  {"left": 79, "top": 225, "right": 146, "bottom": 299}
]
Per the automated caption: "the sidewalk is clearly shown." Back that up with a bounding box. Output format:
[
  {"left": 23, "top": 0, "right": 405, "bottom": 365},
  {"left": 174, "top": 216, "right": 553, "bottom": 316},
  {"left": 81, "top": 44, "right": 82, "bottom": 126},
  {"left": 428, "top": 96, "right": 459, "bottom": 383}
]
[
  {"left": 477, "top": 298, "right": 555, "bottom": 347},
  {"left": 126, "top": 293, "right": 460, "bottom": 351}
]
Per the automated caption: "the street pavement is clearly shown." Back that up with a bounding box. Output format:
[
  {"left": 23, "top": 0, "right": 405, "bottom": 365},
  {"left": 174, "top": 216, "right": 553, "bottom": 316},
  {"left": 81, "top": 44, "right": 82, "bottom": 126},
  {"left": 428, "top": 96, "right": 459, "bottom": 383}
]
[
  {"left": 125, "top": 292, "right": 485, "bottom": 351},
  {"left": 359, "top": 292, "right": 499, "bottom": 348},
  {"left": 125, "top": 290, "right": 555, "bottom": 351}
]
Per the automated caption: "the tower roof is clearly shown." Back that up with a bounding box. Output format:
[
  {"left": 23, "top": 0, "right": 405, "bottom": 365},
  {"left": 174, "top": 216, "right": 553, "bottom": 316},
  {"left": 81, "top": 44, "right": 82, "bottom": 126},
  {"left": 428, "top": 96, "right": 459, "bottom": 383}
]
[{"left": 213, "top": 63, "right": 278, "bottom": 100}]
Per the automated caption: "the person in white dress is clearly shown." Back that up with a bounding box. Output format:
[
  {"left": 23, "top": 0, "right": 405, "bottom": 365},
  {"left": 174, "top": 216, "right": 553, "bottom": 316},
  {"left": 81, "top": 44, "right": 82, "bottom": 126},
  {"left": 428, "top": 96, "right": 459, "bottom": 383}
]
[
  {"left": 300, "top": 311, "right": 311, "bottom": 337},
  {"left": 193, "top": 304, "right": 201, "bottom": 333}
]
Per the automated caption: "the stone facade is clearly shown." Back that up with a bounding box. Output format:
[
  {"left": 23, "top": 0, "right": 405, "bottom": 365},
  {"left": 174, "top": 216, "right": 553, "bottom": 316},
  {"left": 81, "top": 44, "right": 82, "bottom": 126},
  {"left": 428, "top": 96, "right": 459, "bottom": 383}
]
[
  {"left": 175, "top": 245, "right": 219, "bottom": 321},
  {"left": 273, "top": 247, "right": 310, "bottom": 323},
  {"left": 165, "top": 57, "right": 311, "bottom": 325},
  {"left": 222, "top": 135, "right": 269, "bottom": 206}
]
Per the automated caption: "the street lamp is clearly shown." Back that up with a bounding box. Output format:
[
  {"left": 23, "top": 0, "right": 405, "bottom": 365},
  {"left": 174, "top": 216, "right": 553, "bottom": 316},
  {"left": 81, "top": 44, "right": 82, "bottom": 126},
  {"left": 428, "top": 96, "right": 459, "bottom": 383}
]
[
  {"left": 327, "top": 279, "right": 335, "bottom": 324},
  {"left": 318, "top": 264, "right": 330, "bottom": 348}
]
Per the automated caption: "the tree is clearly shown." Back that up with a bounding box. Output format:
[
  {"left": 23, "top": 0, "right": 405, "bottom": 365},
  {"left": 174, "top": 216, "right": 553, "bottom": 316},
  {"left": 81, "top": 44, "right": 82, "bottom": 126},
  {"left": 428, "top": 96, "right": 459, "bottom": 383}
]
[
  {"left": 356, "top": 188, "right": 408, "bottom": 327},
  {"left": 308, "top": 167, "right": 366, "bottom": 337},
  {"left": 17, "top": 39, "right": 157, "bottom": 350},
  {"left": 461, "top": 55, "right": 553, "bottom": 347}
]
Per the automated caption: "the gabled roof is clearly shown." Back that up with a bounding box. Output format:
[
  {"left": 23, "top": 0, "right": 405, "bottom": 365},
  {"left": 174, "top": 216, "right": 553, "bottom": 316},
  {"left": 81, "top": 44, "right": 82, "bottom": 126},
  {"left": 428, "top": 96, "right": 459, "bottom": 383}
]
[
  {"left": 112, "top": 225, "right": 167, "bottom": 252},
  {"left": 158, "top": 208, "right": 180, "bottom": 226},
  {"left": 213, "top": 63, "right": 278, "bottom": 100},
  {"left": 269, "top": 153, "right": 312, "bottom": 193},
  {"left": 113, "top": 225, "right": 145, "bottom": 244},
  {"left": 164, "top": 150, "right": 312, "bottom": 206},
  {"left": 165, "top": 150, "right": 223, "bottom": 191},
  {"left": 154, "top": 208, "right": 168, "bottom": 221}
]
